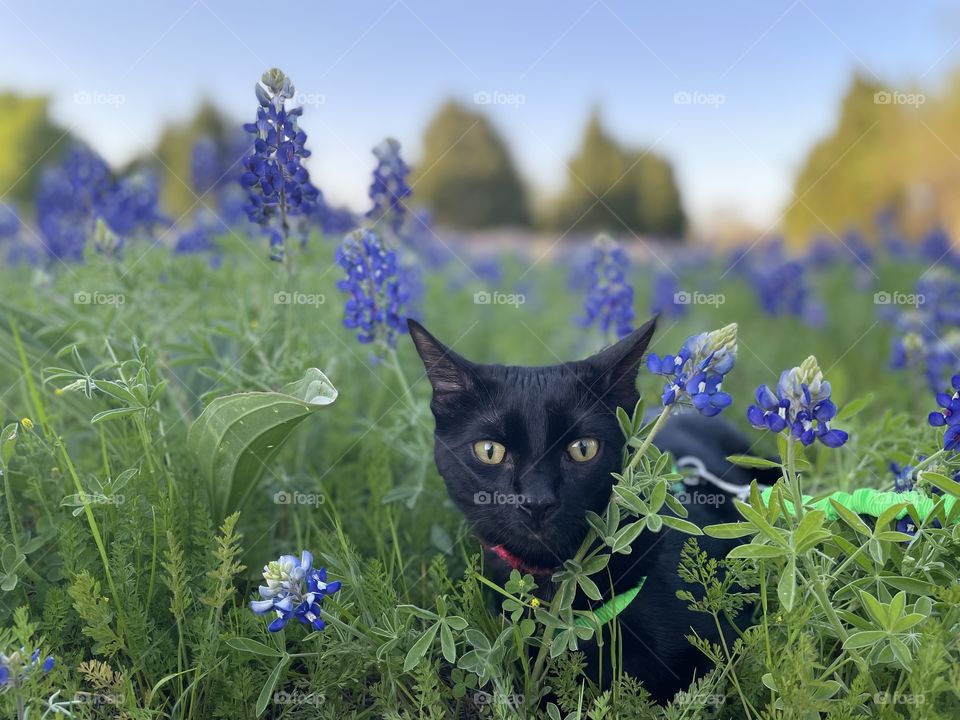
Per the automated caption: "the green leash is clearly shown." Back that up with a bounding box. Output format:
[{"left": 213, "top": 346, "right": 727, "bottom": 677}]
[{"left": 760, "top": 487, "right": 958, "bottom": 522}]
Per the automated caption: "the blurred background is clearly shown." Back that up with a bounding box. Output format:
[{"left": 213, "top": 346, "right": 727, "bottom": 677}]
[{"left": 3, "top": 0, "right": 960, "bottom": 252}]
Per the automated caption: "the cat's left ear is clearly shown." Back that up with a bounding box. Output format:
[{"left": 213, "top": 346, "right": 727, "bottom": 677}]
[{"left": 586, "top": 316, "right": 658, "bottom": 404}]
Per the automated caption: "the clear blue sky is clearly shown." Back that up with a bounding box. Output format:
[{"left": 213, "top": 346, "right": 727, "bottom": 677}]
[{"left": 2, "top": 0, "right": 959, "bottom": 231}]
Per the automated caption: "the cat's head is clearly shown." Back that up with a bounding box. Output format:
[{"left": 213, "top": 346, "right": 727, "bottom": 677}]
[{"left": 408, "top": 317, "right": 657, "bottom": 572}]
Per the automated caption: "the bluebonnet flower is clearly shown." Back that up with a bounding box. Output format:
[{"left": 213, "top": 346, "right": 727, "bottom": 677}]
[
  {"left": 646, "top": 323, "right": 737, "bottom": 416},
  {"left": 650, "top": 271, "right": 686, "bottom": 317},
  {"left": 336, "top": 229, "right": 409, "bottom": 347},
  {"left": 240, "top": 68, "right": 320, "bottom": 262},
  {"left": 36, "top": 145, "right": 162, "bottom": 260},
  {"left": 0, "top": 203, "right": 19, "bottom": 240},
  {"left": 367, "top": 138, "right": 411, "bottom": 237},
  {"left": 928, "top": 374, "right": 960, "bottom": 451},
  {"left": 580, "top": 234, "right": 635, "bottom": 340},
  {"left": 747, "top": 356, "right": 848, "bottom": 448},
  {"left": 250, "top": 551, "right": 341, "bottom": 632},
  {"left": 0, "top": 647, "right": 55, "bottom": 687},
  {"left": 191, "top": 136, "right": 221, "bottom": 195}
]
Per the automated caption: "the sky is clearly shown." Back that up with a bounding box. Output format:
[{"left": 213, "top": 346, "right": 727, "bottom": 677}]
[{"left": 2, "top": 0, "right": 960, "bottom": 232}]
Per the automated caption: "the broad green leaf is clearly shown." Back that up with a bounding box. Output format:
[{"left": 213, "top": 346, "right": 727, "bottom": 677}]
[
  {"left": 404, "top": 623, "right": 439, "bottom": 672},
  {"left": 0, "top": 423, "right": 18, "bottom": 469},
  {"left": 921, "top": 471, "right": 960, "bottom": 499},
  {"left": 835, "top": 393, "right": 873, "bottom": 421},
  {"left": 611, "top": 520, "right": 646, "bottom": 553},
  {"left": 660, "top": 515, "right": 703, "bottom": 535},
  {"left": 256, "top": 655, "right": 289, "bottom": 717},
  {"left": 829, "top": 498, "right": 871, "bottom": 535},
  {"left": 188, "top": 368, "right": 338, "bottom": 518},
  {"left": 440, "top": 623, "right": 456, "bottom": 663}
]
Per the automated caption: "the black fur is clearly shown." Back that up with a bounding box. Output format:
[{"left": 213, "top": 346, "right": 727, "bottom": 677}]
[{"left": 408, "top": 318, "right": 776, "bottom": 702}]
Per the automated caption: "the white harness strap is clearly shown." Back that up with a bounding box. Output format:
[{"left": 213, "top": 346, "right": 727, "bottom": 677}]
[{"left": 674, "top": 455, "right": 767, "bottom": 501}]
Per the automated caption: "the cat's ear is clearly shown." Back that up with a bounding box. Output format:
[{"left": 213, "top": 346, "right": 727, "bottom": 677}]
[
  {"left": 586, "top": 316, "right": 658, "bottom": 403},
  {"left": 407, "top": 319, "right": 476, "bottom": 407}
]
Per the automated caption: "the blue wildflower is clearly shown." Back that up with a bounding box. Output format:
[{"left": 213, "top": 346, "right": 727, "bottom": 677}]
[
  {"left": 336, "top": 229, "right": 409, "bottom": 347},
  {"left": 367, "top": 138, "right": 412, "bottom": 237},
  {"left": 650, "top": 271, "right": 686, "bottom": 317},
  {"left": 646, "top": 323, "right": 737, "bottom": 416},
  {"left": 0, "top": 647, "right": 55, "bottom": 688},
  {"left": 580, "top": 234, "right": 635, "bottom": 340},
  {"left": 748, "top": 356, "right": 848, "bottom": 448},
  {"left": 240, "top": 68, "right": 320, "bottom": 262},
  {"left": 250, "top": 551, "right": 341, "bottom": 632},
  {"left": 928, "top": 374, "right": 960, "bottom": 451},
  {"left": 0, "top": 203, "right": 19, "bottom": 240}
]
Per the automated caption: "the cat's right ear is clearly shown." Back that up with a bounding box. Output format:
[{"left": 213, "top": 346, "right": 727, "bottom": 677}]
[{"left": 407, "top": 319, "right": 475, "bottom": 408}]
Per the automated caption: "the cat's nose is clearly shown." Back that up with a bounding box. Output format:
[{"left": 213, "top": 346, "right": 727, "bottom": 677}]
[{"left": 517, "top": 495, "right": 558, "bottom": 526}]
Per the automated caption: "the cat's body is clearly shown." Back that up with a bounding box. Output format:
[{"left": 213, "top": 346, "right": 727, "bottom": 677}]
[{"left": 408, "top": 318, "right": 771, "bottom": 702}]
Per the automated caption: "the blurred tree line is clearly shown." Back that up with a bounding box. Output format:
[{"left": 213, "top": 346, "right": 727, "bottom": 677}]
[
  {"left": 784, "top": 72, "right": 960, "bottom": 246},
  {"left": 0, "top": 92, "right": 689, "bottom": 239}
]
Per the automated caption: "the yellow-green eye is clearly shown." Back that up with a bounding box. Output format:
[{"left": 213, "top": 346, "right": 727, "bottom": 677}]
[
  {"left": 473, "top": 440, "right": 506, "bottom": 465},
  {"left": 568, "top": 438, "right": 599, "bottom": 462}
]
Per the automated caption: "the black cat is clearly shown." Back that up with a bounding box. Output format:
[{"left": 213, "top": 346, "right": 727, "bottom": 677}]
[{"left": 408, "top": 317, "right": 774, "bottom": 702}]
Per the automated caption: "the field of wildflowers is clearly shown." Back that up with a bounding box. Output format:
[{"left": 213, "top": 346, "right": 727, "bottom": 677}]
[{"left": 0, "top": 69, "right": 959, "bottom": 719}]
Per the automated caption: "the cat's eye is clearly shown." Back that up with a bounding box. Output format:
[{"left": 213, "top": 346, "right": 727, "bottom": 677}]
[
  {"left": 473, "top": 440, "right": 506, "bottom": 465},
  {"left": 567, "top": 438, "right": 599, "bottom": 462}
]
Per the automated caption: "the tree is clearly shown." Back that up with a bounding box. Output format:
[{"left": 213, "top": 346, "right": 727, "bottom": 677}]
[
  {"left": 412, "top": 100, "right": 529, "bottom": 228},
  {"left": 0, "top": 93, "right": 72, "bottom": 208},
  {"left": 551, "top": 110, "right": 685, "bottom": 238}
]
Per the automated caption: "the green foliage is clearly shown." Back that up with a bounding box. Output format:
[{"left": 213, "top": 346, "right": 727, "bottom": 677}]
[
  {"left": 0, "top": 93, "right": 72, "bottom": 207},
  {"left": 551, "top": 110, "right": 686, "bottom": 237},
  {"left": 412, "top": 100, "right": 530, "bottom": 227}
]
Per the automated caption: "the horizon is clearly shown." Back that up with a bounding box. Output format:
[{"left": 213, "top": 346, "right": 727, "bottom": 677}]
[{"left": 2, "top": 1, "right": 959, "bottom": 234}]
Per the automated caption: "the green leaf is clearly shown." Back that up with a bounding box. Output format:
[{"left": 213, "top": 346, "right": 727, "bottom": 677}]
[
  {"left": 188, "top": 368, "right": 338, "bottom": 519},
  {"left": 225, "top": 637, "right": 282, "bottom": 657},
  {"left": 727, "top": 544, "right": 789, "bottom": 560},
  {"left": 660, "top": 515, "right": 703, "bottom": 535},
  {"left": 836, "top": 393, "right": 873, "bottom": 421},
  {"left": 440, "top": 623, "right": 456, "bottom": 663},
  {"left": 91, "top": 407, "right": 142, "bottom": 424},
  {"left": 0, "top": 423, "right": 18, "bottom": 469},
  {"left": 829, "top": 498, "right": 871, "bottom": 535},
  {"left": 921, "top": 471, "right": 960, "bottom": 499},
  {"left": 778, "top": 557, "right": 797, "bottom": 611},
  {"left": 404, "top": 623, "right": 439, "bottom": 672},
  {"left": 611, "top": 520, "right": 646, "bottom": 553},
  {"left": 727, "top": 454, "right": 782, "bottom": 470},
  {"left": 256, "top": 655, "right": 289, "bottom": 717},
  {"left": 704, "top": 522, "right": 757, "bottom": 539}
]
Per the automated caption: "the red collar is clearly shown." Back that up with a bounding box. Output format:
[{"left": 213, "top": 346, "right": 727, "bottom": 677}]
[{"left": 488, "top": 544, "right": 554, "bottom": 577}]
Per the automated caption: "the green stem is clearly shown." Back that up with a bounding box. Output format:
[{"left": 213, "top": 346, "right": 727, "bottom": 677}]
[{"left": 625, "top": 406, "right": 671, "bottom": 474}]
